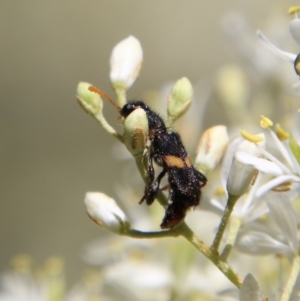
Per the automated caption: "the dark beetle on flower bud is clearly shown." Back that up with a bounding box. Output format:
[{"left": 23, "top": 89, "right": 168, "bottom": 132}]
[{"left": 89, "top": 86, "right": 207, "bottom": 229}]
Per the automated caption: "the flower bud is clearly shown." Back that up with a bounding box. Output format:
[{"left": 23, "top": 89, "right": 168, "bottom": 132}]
[
  {"left": 226, "top": 134, "right": 265, "bottom": 197},
  {"left": 76, "top": 82, "right": 102, "bottom": 115},
  {"left": 167, "top": 77, "right": 193, "bottom": 125},
  {"left": 84, "top": 192, "right": 129, "bottom": 234},
  {"left": 195, "top": 125, "right": 228, "bottom": 174},
  {"left": 110, "top": 36, "right": 143, "bottom": 91},
  {"left": 123, "top": 108, "right": 148, "bottom": 157}
]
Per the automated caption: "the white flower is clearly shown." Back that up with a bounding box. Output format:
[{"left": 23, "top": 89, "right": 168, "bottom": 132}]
[
  {"left": 236, "top": 126, "right": 300, "bottom": 198},
  {"left": 224, "top": 134, "right": 265, "bottom": 197},
  {"left": 202, "top": 135, "right": 268, "bottom": 223},
  {"left": 233, "top": 120, "right": 300, "bottom": 257},
  {"left": 257, "top": 13, "right": 300, "bottom": 84},
  {"left": 102, "top": 259, "right": 172, "bottom": 301},
  {"left": 110, "top": 35, "right": 143, "bottom": 90},
  {"left": 84, "top": 192, "right": 130, "bottom": 234},
  {"left": 236, "top": 191, "right": 299, "bottom": 256}
]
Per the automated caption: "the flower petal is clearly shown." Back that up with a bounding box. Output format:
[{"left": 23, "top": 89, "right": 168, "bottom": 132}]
[
  {"left": 257, "top": 30, "right": 297, "bottom": 63},
  {"left": 266, "top": 193, "right": 299, "bottom": 252},
  {"left": 290, "top": 18, "right": 300, "bottom": 45},
  {"left": 256, "top": 175, "right": 300, "bottom": 197},
  {"left": 235, "top": 151, "right": 284, "bottom": 176},
  {"left": 236, "top": 223, "right": 291, "bottom": 255}
]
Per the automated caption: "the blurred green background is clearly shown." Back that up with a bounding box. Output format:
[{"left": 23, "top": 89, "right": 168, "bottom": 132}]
[{"left": 0, "top": 0, "right": 290, "bottom": 285}]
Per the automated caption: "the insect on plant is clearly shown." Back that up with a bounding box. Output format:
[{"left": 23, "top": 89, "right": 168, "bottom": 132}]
[{"left": 89, "top": 85, "right": 207, "bottom": 229}]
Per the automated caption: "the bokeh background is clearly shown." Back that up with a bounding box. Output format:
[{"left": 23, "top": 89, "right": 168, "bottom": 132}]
[{"left": 0, "top": 0, "right": 293, "bottom": 286}]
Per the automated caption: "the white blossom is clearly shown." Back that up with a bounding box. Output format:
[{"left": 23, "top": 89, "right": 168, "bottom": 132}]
[
  {"left": 110, "top": 35, "right": 143, "bottom": 90},
  {"left": 84, "top": 192, "right": 129, "bottom": 234},
  {"left": 224, "top": 135, "right": 265, "bottom": 197}
]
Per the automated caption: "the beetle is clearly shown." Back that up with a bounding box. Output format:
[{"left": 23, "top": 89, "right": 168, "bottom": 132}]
[{"left": 89, "top": 86, "right": 207, "bottom": 228}]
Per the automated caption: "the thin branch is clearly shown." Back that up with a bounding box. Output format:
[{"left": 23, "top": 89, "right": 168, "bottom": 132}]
[
  {"left": 280, "top": 253, "right": 300, "bottom": 301},
  {"left": 210, "top": 194, "right": 240, "bottom": 253}
]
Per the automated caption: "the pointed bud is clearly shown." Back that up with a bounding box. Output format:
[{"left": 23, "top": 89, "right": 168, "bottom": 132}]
[
  {"left": 84, "top": 192, "right": 130, "bottom": 234},
  {"left": 76, "top": 82, "right": 102, "bottom": 115},
  {"left": 167, "top": 77, "right": 193, "bottom": 125},
  {"left": 226, "top": 134, "right": 265, "bottom": 197},
  {"left": 123, "top": 108, "right": 148, "bottom": 157},
  {"left": 110, "top": 36, "right": 143, "bottom": 91},
  {"left": 195, "top": 125, "right": 228, "bottom": 174}
]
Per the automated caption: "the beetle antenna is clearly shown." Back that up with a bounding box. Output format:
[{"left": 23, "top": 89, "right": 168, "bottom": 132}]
[{"left": 88, "top": 85, "right": 121, "bottom": 110}]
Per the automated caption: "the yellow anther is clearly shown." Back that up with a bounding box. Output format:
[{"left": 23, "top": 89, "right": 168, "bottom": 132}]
[
  {"left": 215, "top": 187, "right": 226, "bottom": 197},
  {"left": 260, "top": 115, "right": 273, "bottom": 128},
  {"left": 275, "top": 124, "right": 290, "bottom": 141},
  {"left": 288, "top": 6, "right": 300, "bottom": 15},
  {"left": 240, "top": 130, "right": 264, "bottom": 143}
]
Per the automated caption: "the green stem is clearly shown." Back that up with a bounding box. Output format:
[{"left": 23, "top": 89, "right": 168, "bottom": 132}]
[
  {"left": 94, "top": 112, "right": 124, "bottom": 143},
  {"left": 211, "top": 194, "right": 240, "bottom": 253},
  {"left": 177, "top": 222, "right": 242, "bottom": 288},
  {"left": 280, "top": 253, "right": 300, "bottom": 301},
  {"left": 120, "top": 222, "right": 242, "bottom": 288},
  {"left": 221, "top": 217, "right": 242, "bottom": 261},
  {"left": 114, "top": 86, "right": 127, "bottom": 108}
]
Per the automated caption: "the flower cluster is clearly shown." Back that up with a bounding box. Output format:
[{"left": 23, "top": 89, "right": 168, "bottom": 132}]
[
  {"left": 2, "top": 6, "right": 300, "bottom": 301},
  {"left": 75, "top": 14, "right": 300, "bottom": 299}
]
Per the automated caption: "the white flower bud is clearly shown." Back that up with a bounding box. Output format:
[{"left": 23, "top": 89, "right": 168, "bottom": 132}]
[
  {"left": 76, "top": 82, "right": 102, "bottom": 115},
  {"left": 167, "top": 77, "right": 193, "bottom": 125},
  {"left": 226, "top": 134, "right": 265, "bottom": 197},
  {"left": 84, "top": 192, "right": 129, "bottom": 234},
  {"left": 110, "top": 36, "right": 143, "bottom": 90},
  {"left": 123, "top": 108, "right": 148, "bottom": 157},
  {"left": 195, "top": 125, "right": 228, "bottom": 174}
]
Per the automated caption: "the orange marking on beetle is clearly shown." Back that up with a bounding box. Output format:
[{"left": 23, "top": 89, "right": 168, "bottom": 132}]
[{"left": 164, "top": 155, "right": 192, "bottom": 168}]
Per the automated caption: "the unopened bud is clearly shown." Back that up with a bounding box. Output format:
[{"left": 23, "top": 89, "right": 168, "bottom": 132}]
[
  {"left": 167, "top": 77, "right": 193, "bottom": 125},
  {"left": 77, "top": 82, "right": 102, "bottom": 115},
  {"left": 123, "top": 108, "right": 148, "bottom": 157},
  {"left": 85, "top": 192, "right": 130, "bottom": 234},
  {"left": 110, "top": 36, "right": 143, "bottom": 91},
  {"left": 195, "top": 125, "right": 228, "bottom": 174}
]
